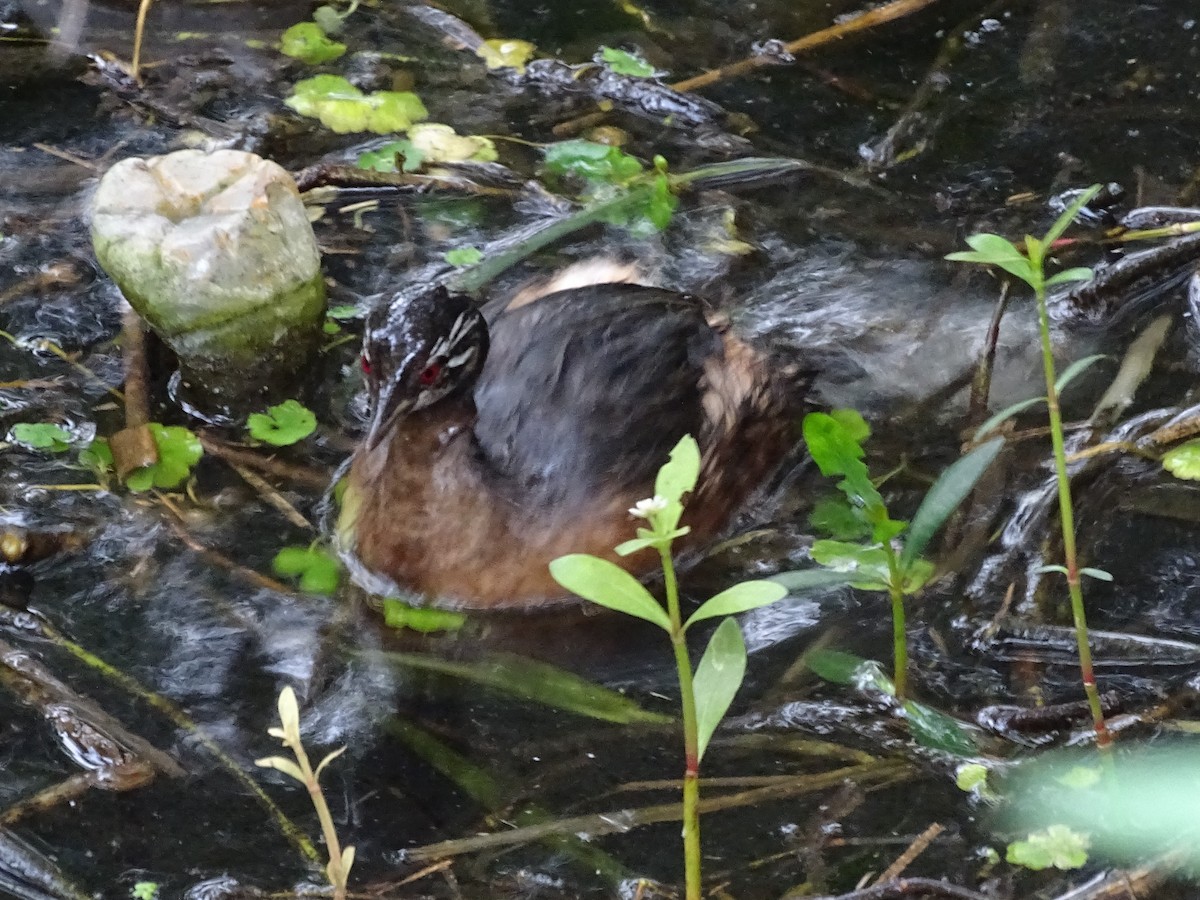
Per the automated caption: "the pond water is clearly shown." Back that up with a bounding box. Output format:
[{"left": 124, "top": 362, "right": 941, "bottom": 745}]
[{"left": 4, "top": 0, "right": 1200, "bottom": 897}]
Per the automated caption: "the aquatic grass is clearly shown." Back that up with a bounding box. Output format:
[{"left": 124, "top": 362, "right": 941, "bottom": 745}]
[
  {"left": 947, "top": 184, "right": 1112, "bottom": 749},
  {"left": 550, "top": 435, "right": 788, "bottom": 900}
]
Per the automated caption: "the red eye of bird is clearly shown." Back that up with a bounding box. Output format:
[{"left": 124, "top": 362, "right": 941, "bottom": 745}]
[
  {"left": 419, "top": 362, "right": 442, "bottom": 386},
  {"left": 360, "top": 355, "right": 372, "bottom": 375}
]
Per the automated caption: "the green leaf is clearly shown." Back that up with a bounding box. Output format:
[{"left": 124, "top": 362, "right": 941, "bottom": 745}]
[
  {"left": 311, "top": 5, "right": 344, "bottom": 34},
  {"left": 809, "top": 540, "right": 889, "bottom": 591},
  {"left": 614, "top": 535, "right": 659, "bottom": 556},
  {"left": 802, "top": 412, "right": 883, "bottom": 514},
  {"left": 809, "top": 496, "right": 871, "bottom": 540},
  {"left": 272, "top": 545, "right": 341, "bottom": 594},
  {"left": 600, "top": 172, "right": 678, "bottom": 237},
  {"left": 599, "top": 45, "right": 655, "bottom": 77},
  {"left": 378, "top": 650, "right": 670, "bottom": 724},
  {"left": 956, "top": 763, "right": 990, "bottom": 793},
  {"left": 131, "top": 882, "right": 160, "bottom": 900},
  {"left": 768, "top": 569, "right": 858, "bottom": 592},
  {"left": 279, "top": 22, "right": 346, "bottom": 64},
  {"left": 1038, "top": 564, "right": 1069, "bottom": 576},
  {"left": 1055, "top": 353, "right": 1108, "bottom": 393},
  {"left": 126, "top": 424, "right": 202, "bottom": 491},
  {"left": 543, "top": 139, "right": 644, "bottom": 187},
  {"left": 946, "top": 233, "right": 1036, "bottom": 286},
  {"left": 685, "top": 580, "right": 787, "bottom": 629},
  {"left": 1045, "top": 266, "right": 1095, "bottom": 287},
  {"left": 285, "top": 75, "right": 427, "bottom": 134},
  {"left": 1162, "top": 439, "right": 1200, "bottom": 480},
  {"left": 10, "top": 422, "right": 73, "bottom": 452},
  {"left": 1080, "top": 567, "right": 1113, "bottom": 582},
  {"left": 904, "top": 699, "right": 977, "bottom": 756},
  {"left": 900, "top": 438, "right": 1003, "bottom": 570},
  {"left": 382, "top": 599, "right": 466, "bottom": 633},
  {"left": 1006, "top": 825, "right": 1090, "bottom": 871},
  {"left": 444, "top": 246, "right": 483, "bottom": 267},
  {"left": 408, "top": 123, "right": 498, "bottom": 165},
  {"left": 973, "top": 396, "right": 1045, "bottom": 441},
  {"left": 692, "top": 617, "right": 747, "bottom": 761},
  {"left": 805, "top": 648, "right": 871, "bottom": 684},
  {"left": 655, "top": 434, "right": 700, "bottom": 504},
  {"left": 549, "top": 554, "right": 670, "bottom": 630},
  {"left": 357, "top": 140, "right": 424, "bottom": 173},
  {"left": 829, "top": 408, "right": 870, "bottom": 443},
  {"left": 247, "top": 399, "right": 317, "bottom": 446},
  {"left": 326, "top": 304, "right": 359, "bottom": 320},
  {"left": 80, "top": 437, "right": 114, "bottom": 473},
  {"left": 476, "top": 38, "right": 536, "bottom": 73}
]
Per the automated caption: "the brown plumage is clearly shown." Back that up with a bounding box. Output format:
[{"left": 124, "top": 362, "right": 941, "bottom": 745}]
[{"left": 338, "top": 266, "right": 794, "bottom": 610}]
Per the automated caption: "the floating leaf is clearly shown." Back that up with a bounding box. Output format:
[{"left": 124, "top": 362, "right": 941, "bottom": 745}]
[
  {"left": 549, "top": 554, "right": 670, "bottom": 630},
  {"left": 125, "top": 424, "right": 202, "bottom": 491},
  {"left": 286, "top": 75, "right": 427, "bottom": 134},
  {"left": 1163, "top": 439, "right": 1200, "bottom": 480},
  {"left": 273, "top": 545, "right": 341, "bottom": 594},
  {"left": 382, "top": 599, "right": 466, "bottom": 633},
  {"left": 279, "top": 22, "right": 346, "bottom": 64},
  {"left": 598, "top": 45, "right": 655, "bottom": 77},
  {"left": 10, "top": 422, "right": 73, "bottom": 452},
  {"left": 900, "top": 438, "right": 1003, "bottom": 570},
  {"left": 80, "top": 437, "right": 114, "bottom": 474},
  {"left": 543, "top": 139, "right": 643, "bottom": 187},
  {"left": 357, "top": 140, "right": 424, "bottom": 173},
  {"left": 685, "top": 580, "right": 787, "bottom": 629},
  {"left": 1007, "top": 825, "right": 1089, "bottom": 871},
  {"left": 693, "top": 617, "right": 746, "bottom": 761},
  {"left": 904, "top": 699, "right": 977, "bottom": 756},
  {"left": 476, "top": 38, "right": 536, "bottom": 73},
  {"left": 956, "top": 763, "right": 990, "bottom": 793},
  {"left": 408, "top": 123, "right": 498, "bottom": 164},
  {"left": 247, "top": 399, "right": 316, "bottom": 446},
  {"left": 444, "top": 246, "right": 483, "bottom": 267},
  {"left": 601, "top": 171, "right": 677, "bottom": 237}
]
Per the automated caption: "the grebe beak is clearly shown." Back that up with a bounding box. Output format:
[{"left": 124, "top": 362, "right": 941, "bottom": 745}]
[{"left": 364, "top": 380, "right": 412, "bottom": 452}]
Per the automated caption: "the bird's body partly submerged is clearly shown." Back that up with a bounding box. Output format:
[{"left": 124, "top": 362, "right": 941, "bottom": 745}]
[{"left": 338, "top": 266, "right": 794, "bottom": 610}]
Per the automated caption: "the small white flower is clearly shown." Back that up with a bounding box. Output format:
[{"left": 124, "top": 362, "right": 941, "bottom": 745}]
[{"left": 629, "top": 496, "right": 668, "bottom": 519}]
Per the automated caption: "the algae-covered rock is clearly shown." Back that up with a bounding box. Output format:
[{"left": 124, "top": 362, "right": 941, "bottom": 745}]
[{"left": 91, "top": 149, "right": 325, "bottom": 410}]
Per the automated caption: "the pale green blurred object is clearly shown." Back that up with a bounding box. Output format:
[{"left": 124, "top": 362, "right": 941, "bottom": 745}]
[{"left": 91, "top": 149, "right": 325, "bottom": 410}]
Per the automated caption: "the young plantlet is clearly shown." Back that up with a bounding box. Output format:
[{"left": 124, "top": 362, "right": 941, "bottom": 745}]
[
  {"left": 256, "top": 687, "right": 355, "bottom": 899},
  {"left": 801, "top": 410, "right": 1002, "bottom": 700},
  {"left": 947, "top": 185, "right": 1112, "bottom": 749},
  {"left": 549, "top": 435, "right": 787, "bottom": 900}
]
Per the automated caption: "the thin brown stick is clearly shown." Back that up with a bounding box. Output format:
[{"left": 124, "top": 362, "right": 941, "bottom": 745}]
[
  {"left": 121, "top": 308, "right": 151, "bottom": 428},
  {"left": 873, "top": 822, "right": 944, "bottom": 884},
  {"left": 671, "top": 0, "right": 942, "bottom": 93},
  {"left": 199, "top": 433, "right": 331, "bottom": 490},
  {"left": 159, "top": 499, "right": 296, "bottom": 595},
  {"left": 230, "top": 463, "right": 314, "bottom": 530}
]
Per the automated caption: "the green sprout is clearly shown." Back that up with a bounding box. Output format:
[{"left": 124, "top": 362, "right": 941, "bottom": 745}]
[{"left": 550, "top": 435, "right": 787, "bottom": 900}]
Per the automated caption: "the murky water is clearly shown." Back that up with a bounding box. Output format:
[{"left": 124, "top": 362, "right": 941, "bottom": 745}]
[{"left": 4, "top": 0, "right": 1200, "bottom": 897}]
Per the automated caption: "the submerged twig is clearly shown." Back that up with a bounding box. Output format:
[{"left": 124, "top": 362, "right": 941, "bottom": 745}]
[{"left": 671, "top": 0, "right": 942, "bottom": 93}]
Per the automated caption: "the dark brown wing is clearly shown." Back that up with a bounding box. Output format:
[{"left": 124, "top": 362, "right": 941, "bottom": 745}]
[{"left": 471, "top": 284, "right": 720, "bottom": 510}]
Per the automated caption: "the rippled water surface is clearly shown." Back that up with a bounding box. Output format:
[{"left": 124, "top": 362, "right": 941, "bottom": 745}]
[{"left": 4, "top": 0, "right": 1200, "bottom": 897}]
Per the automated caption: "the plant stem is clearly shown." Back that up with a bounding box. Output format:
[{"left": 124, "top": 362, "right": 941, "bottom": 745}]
[
  {"left": 291, "top": 741, "right": 348, "bottom": 899},
  {"left": 1033, "top": 284, "right": 1112, "bottom": 750},
  {"left": 660, "top": 545, "right": 702, "bottom": 900},
  {"left": 882, "top": 544, "right": 908, "bottom": 700}
]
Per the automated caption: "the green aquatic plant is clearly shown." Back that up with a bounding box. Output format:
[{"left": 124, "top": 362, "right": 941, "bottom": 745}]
[
  {"left": 247, "top": 399, "right": 317, "bottom": 447},
  {"left": 947, "top": 185, "right": 1111, "bottom": 749},
  {"left": 273, "top": 545, "right": 342, "bottom": 595},
  {"left": 550, "top": 435, "right": 787, "bottom": 900},
  {"left": 257, "top": 687, "right": 355, "bottom": 899},
  {"left": 798, "top": 409, "right": 1002, "bottom": 700}
]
